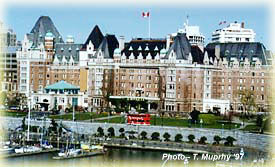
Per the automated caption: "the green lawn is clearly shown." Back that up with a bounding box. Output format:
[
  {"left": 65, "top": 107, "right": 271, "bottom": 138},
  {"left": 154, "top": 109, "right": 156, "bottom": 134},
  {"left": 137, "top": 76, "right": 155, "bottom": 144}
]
[
  {"left": 1, "top": 110, "right": 28, "bottom": 117},
  {"left": 96, "top": 114, "right": 241, "bottom": 129},
  {"left": 49, "top": 112, "right": 109, "bottom": 120},
  {"left": 241, "top": 125, "right": 260, "bottom": 132},
  {"left": 96, "top": 116, "right": 126, "bottom": 123}
]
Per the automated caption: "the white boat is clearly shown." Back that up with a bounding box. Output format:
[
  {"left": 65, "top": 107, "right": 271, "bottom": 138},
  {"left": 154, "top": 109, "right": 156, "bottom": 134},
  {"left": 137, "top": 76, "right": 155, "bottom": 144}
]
[
  {"left": 41, "top": 144, "right": 53, "bottom": 149},
  {"left": 58, "top": 149, "right": 81, "bottom": 157},
  {"left": 0, "top": 146, "right": 14, "bottom": 154},
  {"left": 14, "top": 146, "right": 42, "bottom": 153}
]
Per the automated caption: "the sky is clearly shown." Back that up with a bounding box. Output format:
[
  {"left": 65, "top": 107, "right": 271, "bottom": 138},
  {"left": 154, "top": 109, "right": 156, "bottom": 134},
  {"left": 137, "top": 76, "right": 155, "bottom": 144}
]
[{"left": 4, "top": 5, "right": 271, "bottom": 49}]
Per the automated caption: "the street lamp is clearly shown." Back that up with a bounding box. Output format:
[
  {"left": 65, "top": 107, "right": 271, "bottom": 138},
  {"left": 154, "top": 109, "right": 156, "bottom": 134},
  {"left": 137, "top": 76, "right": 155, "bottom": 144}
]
[
  {"left": 27, "top": 97, "right": 31, "bottom": 141},
  {"left": 222, "top": 124, "right": 224, "bottom": 137}
]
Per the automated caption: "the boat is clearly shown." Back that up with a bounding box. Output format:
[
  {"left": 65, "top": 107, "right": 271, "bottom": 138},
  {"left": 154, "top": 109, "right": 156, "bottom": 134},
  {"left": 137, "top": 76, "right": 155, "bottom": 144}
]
[
  {"left": 14, "top": 146, "right": 42, "bottom": 153},
  {"left": 0, "top": 146, "right": 14, "bottom": 154},
  {"left": 58, "top": 148, "right": 82, "bottom": 157}
]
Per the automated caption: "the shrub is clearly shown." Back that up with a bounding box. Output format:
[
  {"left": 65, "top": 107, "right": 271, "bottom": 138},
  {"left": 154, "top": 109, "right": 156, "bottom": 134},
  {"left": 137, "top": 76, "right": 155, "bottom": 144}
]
[
  {"left": 163, "top": 132, "right": 171, "bottom": 142},
  {"left": 188, "top": 134, "right": 195, "bottom": 143},
  {"left": 107, "top": 127, "right": 115, "bottom": 137},
  {"left": 97, "top": 127, "right": 104, "bottom": 137},
  {"left": 119, "top": 128, "right": 125, "bottom": 138},
  {"left": 151, "top": 132, "right": 160, "bottom": 141},
  {"left": 140, "top": 131, "right": 147, "bottom": 140},
  {"left": 174, "top": 134, "right": 183, "bottom": 142},
  {"left": 224, "top": 136, "right": 236, "bottom": 146},
  {"left": 198, "top": 136, "right": 207, "bottom": 144},
  {"left": 213, "top": 135, "right": 222, "bottom": 145}
]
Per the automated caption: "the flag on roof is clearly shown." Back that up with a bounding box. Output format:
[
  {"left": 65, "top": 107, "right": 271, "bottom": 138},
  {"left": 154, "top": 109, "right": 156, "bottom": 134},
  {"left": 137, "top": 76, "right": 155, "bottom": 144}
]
[
  {"left": 219, "top": 21, "right": 226, "bottom": 25},
  {"left": 142, "top": 12, "right": 150, "bottom": 18}
]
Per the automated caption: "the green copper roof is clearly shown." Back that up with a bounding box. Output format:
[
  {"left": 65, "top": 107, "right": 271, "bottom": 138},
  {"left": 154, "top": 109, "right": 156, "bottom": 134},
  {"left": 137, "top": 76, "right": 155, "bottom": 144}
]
[{"left": 45, "top": 80, "right": 79, "bottom": 90}]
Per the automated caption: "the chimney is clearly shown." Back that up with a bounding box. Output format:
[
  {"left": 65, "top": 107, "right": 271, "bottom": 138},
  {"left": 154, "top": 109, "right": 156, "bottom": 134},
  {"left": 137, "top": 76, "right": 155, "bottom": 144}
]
[
  {"left": 215, "top": 45, "right": 220, "bottom": 60},
  {"left": 119, "top": 36, "right": 125, "bottom": 51},
  {"left": 241, "top": 22, "right": 244, "bottom": 28},
  {"left": 166, "top": 35, "right": 171, "bottom": 50}
]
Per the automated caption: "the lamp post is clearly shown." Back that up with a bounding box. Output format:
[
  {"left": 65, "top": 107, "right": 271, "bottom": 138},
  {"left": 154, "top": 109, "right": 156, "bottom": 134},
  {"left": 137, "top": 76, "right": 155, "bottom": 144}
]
[
  {"left": 200, "top": 119, "right": 203, "bottom": 128},
  {"left": 222, "top": 124, "right": 224, "bottom": 137},
  {"left": 27, "top": 97, "right": 31, "bottom": 141}
]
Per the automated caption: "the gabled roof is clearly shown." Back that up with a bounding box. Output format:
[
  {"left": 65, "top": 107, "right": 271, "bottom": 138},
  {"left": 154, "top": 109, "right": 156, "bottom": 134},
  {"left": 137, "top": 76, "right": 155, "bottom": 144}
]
[
  {"left": 205, "top": 42, "right": 268, "bottom": 65},
  {"left": 45, "top": 80, "right": 79, "bottom": 90},
  {"left": 191, "top": 46, "right": 204, "bottom": 64},
  {"left": 96, "top": 34, "right": 119, "bottom": 58},
  {"left": 54, "top": 43, "right": 83, "bottom": 62},
  {"left": 30, "top": 16, "right": 64, "bottom": 47},
  {"left": 82, "top": 25, "right": 104, "bottom": 50},
  {"left": 164, "top": 33, "right": 191, "bottom": 60},
  {"left": 122, "top": 38, "right": 166, "bottom": 59}
]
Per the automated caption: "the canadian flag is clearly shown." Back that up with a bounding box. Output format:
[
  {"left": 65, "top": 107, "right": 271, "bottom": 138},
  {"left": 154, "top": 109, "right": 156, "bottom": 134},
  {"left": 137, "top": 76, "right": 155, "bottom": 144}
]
[
  {"left": 142, "top": 12, "right": 150, "bottom": 18},
  {"left": 219, "top": 21, "right": 226, "bottom": 25}
]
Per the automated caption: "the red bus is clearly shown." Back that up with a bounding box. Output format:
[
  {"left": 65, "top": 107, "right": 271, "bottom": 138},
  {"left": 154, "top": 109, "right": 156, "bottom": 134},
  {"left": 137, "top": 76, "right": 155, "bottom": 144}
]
[{"left": 127, "top": 114, "right": 150, "bottom": 125}]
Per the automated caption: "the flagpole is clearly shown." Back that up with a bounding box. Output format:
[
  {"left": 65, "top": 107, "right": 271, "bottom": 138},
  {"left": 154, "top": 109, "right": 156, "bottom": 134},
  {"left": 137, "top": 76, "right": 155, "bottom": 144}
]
[{"left": 148, "top": 12, "right": 151, "bottom": 39}]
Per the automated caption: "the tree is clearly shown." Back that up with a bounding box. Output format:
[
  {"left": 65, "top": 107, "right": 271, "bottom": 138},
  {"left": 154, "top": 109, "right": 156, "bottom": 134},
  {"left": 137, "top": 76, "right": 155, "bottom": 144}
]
[
  {"left": 0, "top": 92, "right": 7, "bottom": 106},
  {"left": 119, "top": 128, "right": 125, "bottom": 138},
  {"left": 151, "top": 132, "right": 160, "bottom": 141},
  {"left": 198, "top": 136, "right": 207, "bottom": 144},
  {"left": 97, "top": 127, "right": 104, "bottom": 137},
  {"left": 213, "top": 135, "right": 222, "bottom": 145},
  {"left": 174, "top": 134, "right": 183, "bottom": 142},
  {"left": 187, "top": 134, "right": 195, "bottom": 143},
  {"left": 140, "top": 131, "right": 147, "bottom": 140},
  {"left": 224, "top": 136, "right": 236, "bottom": 146},
  {"left": 190, "top": 108, "right": 200, "bottom": 124},
  {"left": 49, "top": 119, "right": 58, "bottom": 134},
  {"left": 239, "top": 90, "right": 256, "bottom": 116},
  {"left": 21, "top": 117, "right": 26, "bottom": 131},
  {"left": 107, "top": 127, "right": 115, "bottom": 137},
  {"left": 256, "top": 115, "right": 263, "bottom": 127},
  {"left": 163, "top": 132, "right": 171, "bottom": 142}
]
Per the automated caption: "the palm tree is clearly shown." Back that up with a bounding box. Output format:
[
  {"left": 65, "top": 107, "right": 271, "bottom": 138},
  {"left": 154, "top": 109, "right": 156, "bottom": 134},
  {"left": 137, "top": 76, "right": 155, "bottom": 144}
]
[
  {"left": 163, "top": 132, "right": 171, "bottom": 141},
  {"left": 174, "top": 134, "right": 183, "bottom": 142}
]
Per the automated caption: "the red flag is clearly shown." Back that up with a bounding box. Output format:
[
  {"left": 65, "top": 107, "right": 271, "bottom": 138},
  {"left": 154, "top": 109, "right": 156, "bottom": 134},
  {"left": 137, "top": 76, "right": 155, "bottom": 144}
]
[
  {"left": 219, "top": 21, "right": 226, "bottom": 25},
  {"left": 142, "top": 12, "right": 150, "bottom": 18}
]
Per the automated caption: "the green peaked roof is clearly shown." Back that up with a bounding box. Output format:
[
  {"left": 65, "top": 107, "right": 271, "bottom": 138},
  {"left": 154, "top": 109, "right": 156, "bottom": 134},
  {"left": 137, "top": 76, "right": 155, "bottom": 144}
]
[{"left": 45, "top": 80, "right": 79, "bottom": 90}]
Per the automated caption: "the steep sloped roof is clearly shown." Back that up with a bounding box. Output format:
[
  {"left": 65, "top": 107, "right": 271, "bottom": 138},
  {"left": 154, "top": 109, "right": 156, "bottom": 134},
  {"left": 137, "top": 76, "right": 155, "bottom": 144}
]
[
  {"left": 164, "top": 33, "right": 191, "bottom": 60},
  {"left": 30, "top": 16, "right": 64, "bottom": 47},
  {"left": 82, "top": 25, "right": 104, "bottom": 50},
  {"left": 96, "top": 34, "right": 119, "bottom": 58},
  {"left": 191, "top": 46, "right": 204, "bottom": 64},
  {"left": 54, "top": 43, "right": 83, "bottom": 62},
  {"left": 206, "top": 42, "right": 268, "bottom": 65},
  {"left": 122, "top": 38, "right": 166, "bottom": 59}
]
